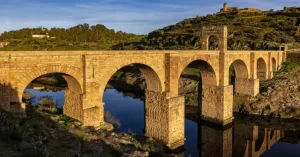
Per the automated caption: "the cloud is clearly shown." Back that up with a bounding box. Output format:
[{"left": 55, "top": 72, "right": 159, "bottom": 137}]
[{"left": 0, "top": 0, "right": 299, "bottom": 34}]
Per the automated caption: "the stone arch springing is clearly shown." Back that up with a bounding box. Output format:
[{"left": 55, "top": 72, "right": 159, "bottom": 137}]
[
  {"left": 272, "top": 57, "right": 277, "bottom": 72},
  {"left": 100, "top": 63, "right": 163, "bottom": 102},
  {"left": 257, "top": 58, "right": 267, "bottom": 81},
  {"left": 229, "top": 59, "right": 249, "bottom": 94},
  {"left": 201, "top": 26, "right": 228, "bottom": 51}
]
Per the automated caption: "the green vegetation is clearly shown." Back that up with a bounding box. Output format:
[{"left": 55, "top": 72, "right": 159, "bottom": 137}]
[
  {"left": 0, "top": 24, "right": 145, "bottom": 51},
  {"left": 0, "top": 98, "right": 167, "bottom": 157},
  {"left": 1, "top": 6, "right": 300, "bottom": 51},
  {"left": 137, "top": 13, "right": 300, "bottom": 50}
]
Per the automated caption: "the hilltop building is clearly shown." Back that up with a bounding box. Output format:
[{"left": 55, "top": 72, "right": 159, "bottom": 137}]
[
  {"left": 284, "top": 6, "right": 300, "bottom": 12},
  {"left": 0, "top": 42, "right": 9, "bottom": 47},
  {"left": 32, "top": 34, "right": 50, "bottom": 38},
  {"left": 217, "top": 3, "right": 263, "bottom": 15},
  {"left": 220, "top": 3, "right": 238, "bottom": 12}
]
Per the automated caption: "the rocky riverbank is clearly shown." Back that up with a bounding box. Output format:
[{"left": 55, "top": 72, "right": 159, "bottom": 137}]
[
  {"left": 0, "top": 97, "right": 176, "bottom": 157},
  {"left": 238, "top": 62, "right": 300, "bottom": 118}
]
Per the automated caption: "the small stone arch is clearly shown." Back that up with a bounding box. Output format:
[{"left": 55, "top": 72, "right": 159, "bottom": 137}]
[
  {"left": 201, "top": 26, "right": 228, "bottom": 52},
  {"left": 229, "top": 59, "right": 249, "bottom": 94},
  {"left": 230, "top": 59, "right": 249, "bottom": 79},
  {"left": 99, "top": 63, "right": 163, "bottom": 102},
  {"left": 272, "top": 57, "right": 277, "bottom": 72},
  {"left": 257, "top": 58, "right": 267, "bottom": 81}
]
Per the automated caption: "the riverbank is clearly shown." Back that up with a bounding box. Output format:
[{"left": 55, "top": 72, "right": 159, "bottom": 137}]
[
  {"left": 238, "top": 61, "right": 300, "bottom": 118},
  {"left": 0, "top": 98, "right": 172, "bottom": 157}
]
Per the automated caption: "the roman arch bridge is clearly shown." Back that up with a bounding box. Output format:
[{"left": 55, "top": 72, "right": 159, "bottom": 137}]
[{"left": 0, "top": 26, "right": 286, "bottom": 148}]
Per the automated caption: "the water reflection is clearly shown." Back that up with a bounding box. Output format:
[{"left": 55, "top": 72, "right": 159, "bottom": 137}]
[
  {"left": 25, "top": 87, "right": 300, "bottom": 157},
  {"left": 25, "top": 88, "right": 64, "bottom": 108}
]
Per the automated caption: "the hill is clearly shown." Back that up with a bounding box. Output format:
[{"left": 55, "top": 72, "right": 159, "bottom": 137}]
[
  {"left": 1, "top": 4, "right": 300, "bottom": 51},
  {"left": 125, "top": 5, "right": 300, "bottom": 50},
  {"left": 0, "top": 24, "right": 145, "bottom": 51}
]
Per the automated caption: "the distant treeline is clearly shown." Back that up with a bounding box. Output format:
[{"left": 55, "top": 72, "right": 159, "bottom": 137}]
[{"left": 0, "top": 24, "right": 144, "bottom": 50}]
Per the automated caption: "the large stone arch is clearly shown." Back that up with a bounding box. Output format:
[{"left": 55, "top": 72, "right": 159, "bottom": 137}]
[
  {"left": 201, "top": 26, "right": 228, "bottom": 52},
  {"left": 13, "top": 65, "right": 83, "bottom": 121},
  {"left": 257, "top": 58, "right": 267, "bottom": 81},
  {"left": 178, "top": 59, "right": 224, "bottom": 123},
  {"left": 16, "top": 65, "right": 82, "bottom": 97},
  {"left": 99, "top": 62, "right": 163, "bottom": 102}
]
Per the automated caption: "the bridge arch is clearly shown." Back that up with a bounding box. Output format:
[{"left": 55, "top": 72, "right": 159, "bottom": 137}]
[
  {"left": 178, "top": 60, "right": 217, "bottom": 88},
  {"left": 16, "top": 65, "right": 83, "bottom": 121},
  {"left": 99, "top": 63, "right": 163, "bottom": 102},
  {"left": 16, "top": 65, "right": 83, "bottom": 100},
  {"left": 201, "top": 26, "right": 227, "bottom": 51},
  {"left": 178, "top": 59, "right": 219, "bottom": 121},
  {"left": 229, "top": 59, "right": 249, "bottom": 94},
  {"left": 272, "top": 57, "right": 277, "bottom": 72},
  {"left": 257, "top": 58, "right": 267, "bottom": 81},
  {"left": 229, "top": 59, "right": 249, "bottom": 79}
]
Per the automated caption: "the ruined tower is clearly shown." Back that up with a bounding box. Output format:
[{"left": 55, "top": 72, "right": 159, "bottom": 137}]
[{"left": 223, "top": 3, "right": 228, "bottom": 12}]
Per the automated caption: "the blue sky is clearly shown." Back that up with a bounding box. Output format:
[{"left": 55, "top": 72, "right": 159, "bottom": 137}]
[{"left": 0, "top": 0, "right": 299, "bottom": 34}]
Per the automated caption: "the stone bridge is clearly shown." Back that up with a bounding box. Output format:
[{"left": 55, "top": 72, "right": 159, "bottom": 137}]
[{"left": 0, "top": 26, "right": 286, "bottom": 148}]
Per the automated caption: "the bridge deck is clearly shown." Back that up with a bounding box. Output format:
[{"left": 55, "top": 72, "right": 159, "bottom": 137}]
[{"left": 0, "top": 50, "right": 283, "bottom": 57}]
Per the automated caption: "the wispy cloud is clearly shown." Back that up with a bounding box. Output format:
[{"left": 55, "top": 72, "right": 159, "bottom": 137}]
[{"left": 0, "top": 0, "right": 299, "bottom": 34}]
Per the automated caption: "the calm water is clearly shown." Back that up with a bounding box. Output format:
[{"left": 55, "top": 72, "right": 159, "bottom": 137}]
[{"left": 26, "top": 87, "right": 300, "bottom": 157}]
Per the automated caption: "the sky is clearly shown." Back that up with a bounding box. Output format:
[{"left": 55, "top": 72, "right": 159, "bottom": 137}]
[{"left": 0, "top": 0, "right": 299, "bottom": 34}]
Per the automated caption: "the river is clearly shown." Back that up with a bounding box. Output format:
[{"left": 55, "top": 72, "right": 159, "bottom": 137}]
[{"left": 25, "top": 87, "right": 300, "bottom": 157}]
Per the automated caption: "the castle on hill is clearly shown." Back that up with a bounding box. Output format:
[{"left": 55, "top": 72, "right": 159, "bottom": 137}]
[
  {"left": 217, "top": 3, "right": 300, "bottom": 16},
  {"left": 217, "top": 3, "right": 263, "bottom": 15}
]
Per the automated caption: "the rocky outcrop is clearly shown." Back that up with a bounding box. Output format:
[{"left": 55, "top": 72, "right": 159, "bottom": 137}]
[{"left": 240, "top": 62, "right": 300, "bottom": 118}]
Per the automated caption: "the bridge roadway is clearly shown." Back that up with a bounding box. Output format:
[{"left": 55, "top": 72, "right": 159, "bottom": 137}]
[{"left": 0, "top": 26, "right": 287, "bottom": 148}]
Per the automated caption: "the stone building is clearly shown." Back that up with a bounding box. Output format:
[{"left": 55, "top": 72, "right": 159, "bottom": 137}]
[
  {"left": 0, "top": 42, "right": 9, "bottom": 47},
  {"left": 218, "top": 3, "right": 262, "bottom": 15},
  {"left": 220, "top": 3, "right": 238, "bottom": 12}
]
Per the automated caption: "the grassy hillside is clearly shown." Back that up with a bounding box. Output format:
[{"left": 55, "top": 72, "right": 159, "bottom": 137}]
[
  {"left": 131, "top": 10, "right": 300, "bottom": 50},
  {"left": 1, "top": 6, "right": 300, "bottom": 51}
]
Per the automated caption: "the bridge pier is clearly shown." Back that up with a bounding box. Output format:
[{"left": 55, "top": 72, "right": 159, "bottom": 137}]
[
  {"left": 201, "top": 85, "right": 233, "bottom": 125},
  {"left": 81, "top": 96, "right": 105, "bottom": 127},
  {"left": 145, "top": 90, "right": 185, "bottom": 149},
  {"left": 235, "top": 78, "right": 259, "bottom": 96}
]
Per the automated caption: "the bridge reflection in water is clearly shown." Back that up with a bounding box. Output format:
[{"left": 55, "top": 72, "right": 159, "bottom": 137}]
[{"left": 175, "top": 121, "right": 284, "bottom": 157}]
